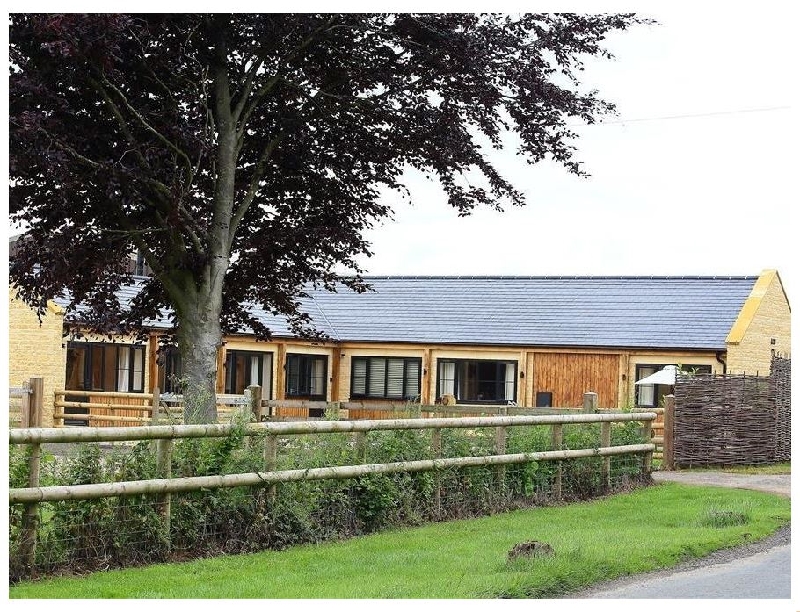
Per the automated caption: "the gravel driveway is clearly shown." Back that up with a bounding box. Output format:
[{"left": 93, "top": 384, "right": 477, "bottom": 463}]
[{"left": 651, "top": 470, "right": 790, "bottom": 497}]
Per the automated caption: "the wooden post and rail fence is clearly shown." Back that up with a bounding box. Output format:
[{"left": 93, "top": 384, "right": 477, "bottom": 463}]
[{"left": 9, "top": 411, "right": 657, "bottom": 570}]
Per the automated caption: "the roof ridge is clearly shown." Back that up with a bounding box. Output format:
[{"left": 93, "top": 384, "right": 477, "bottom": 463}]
[{"left": 353, "top": 274, "right": 760, "bottom": 280}]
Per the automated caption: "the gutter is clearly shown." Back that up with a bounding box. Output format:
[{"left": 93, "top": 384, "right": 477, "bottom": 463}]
[{"left": 716, "top": 351, "right": 727, "bottom": 374}]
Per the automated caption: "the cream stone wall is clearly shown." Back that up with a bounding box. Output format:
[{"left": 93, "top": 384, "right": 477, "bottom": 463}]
[
  {"left": 726, "top": 270, "right": 791, "bottom": 374},
  {"left": 8, "top": 289, "right": 66, "bottom": 427}
]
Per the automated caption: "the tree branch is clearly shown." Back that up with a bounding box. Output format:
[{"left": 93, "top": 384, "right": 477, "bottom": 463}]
[
  {"left": 97, "top": 74, "right": 195, "bottom": 187},
  {"left": 229, "top": 131, "right": 286, "bottom": 242}
]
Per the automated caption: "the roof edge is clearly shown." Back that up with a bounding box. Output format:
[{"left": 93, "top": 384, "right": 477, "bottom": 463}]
[{"left": 725, "top": 269, "right": 778, "bottom": 345}]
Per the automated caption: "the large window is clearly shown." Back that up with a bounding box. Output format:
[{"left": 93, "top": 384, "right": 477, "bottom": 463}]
[
  {"left": 65, "top": 342, "right": 145, "bottom": 393},
  {"left": 635, "top": 363, "right": 712, "bottom": 407},
  {"left": 286, "top": 353, "right": 327, "bottom": 399},
  {"left": 350, "top": 357, "right": 421, "bottom": 400},
  {"left": 224, "top": 350, "right": 273, "bottom": 397},
  {"left": 436, "top": 359, "right": 517, "bottom": 404}
]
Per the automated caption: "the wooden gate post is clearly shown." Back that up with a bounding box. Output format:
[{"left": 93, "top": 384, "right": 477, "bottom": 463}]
[
  {"left": 663, "top": 394, "right": 675, "bottom": 471},
  {"left": 23, "top": 377, "right": 44, "bottom": 429},
  {"left": 583, "top": 392, "right": 598, "bottom": 413}
]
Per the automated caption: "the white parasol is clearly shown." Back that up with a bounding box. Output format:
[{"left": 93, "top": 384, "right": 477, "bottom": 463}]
[{"left": 634, "top": 365, "right": 680, "bottom": 386}]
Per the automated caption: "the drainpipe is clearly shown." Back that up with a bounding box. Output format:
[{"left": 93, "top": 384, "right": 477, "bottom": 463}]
[{"left": 715, "top": 351, "right": 727, "bottom": 374}]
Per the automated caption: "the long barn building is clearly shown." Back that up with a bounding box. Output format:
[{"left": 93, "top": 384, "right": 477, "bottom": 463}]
[{"left": 8, "top": 270, "right": 791, "bottom": 426}]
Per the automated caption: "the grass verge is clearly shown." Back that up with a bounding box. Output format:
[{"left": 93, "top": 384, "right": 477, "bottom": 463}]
[{"left": 10, "top": 482, "right": 790, "bottom": 599}]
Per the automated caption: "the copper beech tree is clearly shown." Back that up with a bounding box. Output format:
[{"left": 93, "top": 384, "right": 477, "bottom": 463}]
[{"left": 10, "top": 13, "right": 646, "bottom": 422}]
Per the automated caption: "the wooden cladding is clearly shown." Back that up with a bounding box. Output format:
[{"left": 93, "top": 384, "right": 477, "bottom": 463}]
[{"left": 532, "top": 353, "right": 620, "bottom": 409}]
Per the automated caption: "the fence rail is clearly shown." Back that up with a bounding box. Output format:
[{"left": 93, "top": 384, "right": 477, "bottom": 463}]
[
  {"left": 10, "top": 411, "right": 656, "bottom": 572},
  {"left": 52, "top": 388, "right": 259, "bottom": 427}
]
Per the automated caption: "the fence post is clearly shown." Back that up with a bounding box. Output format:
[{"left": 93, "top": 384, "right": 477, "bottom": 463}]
[
  {"left": 264, "top": 434, "right": 278, "bottom": 503},
  {"left": 641, "top": 417, "right": 653, "bottom": 475},
  {"left": 155, "top": 437, "right": 173, "bottom": 548},
  {"left": 600, "top": 421, "right": 611, "bottom": 491},
  {"left": 248, "top": 385, "right": 263, "bottom": 421},
  {"left": 432, "top": 428, "right": 442, "bottom": 516},
  {"left": 583, "top": 392, "right": 598, "bottom": 413},
  {"left": 663, "top": 394, "right": 675, "bottom": 471},
  {"left": 494, "top": 405, "right": 508, "bottom": 500},
  {"left": 19, "top": 377, "right": 44, "bottom": 570},
  {"left": 20, "top": 382, "right": 31, "bottom": 429},
  {"left": 53, "top": 391, "right": 64, "bottom": 427},
  {"left": 354, "top": 431, "right": 368, "bottom": 464},
  {"left": 551, "top": 423, "right": 563, "bottom": 501},
  {"left": 150, "top": 387, "right": 161, "bottom": 425},
  {"left": 19, "top": 444, "right": 41, "bottom": 571},
  {"left": 24, "top": 377, "right": 44, "bottom": 429}
]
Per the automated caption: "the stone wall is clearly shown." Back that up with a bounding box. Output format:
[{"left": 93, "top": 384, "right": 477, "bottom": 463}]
[
  {"left": 726, "top": 270, "right": 791, "bottom": 374},
  {"left": 8, "top": 289, "right": 65, "bottom": 427}
]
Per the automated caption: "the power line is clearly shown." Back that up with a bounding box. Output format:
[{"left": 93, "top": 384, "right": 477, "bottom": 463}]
[{"left": 590, "top": 105, "right": 792, "bottom": 126}]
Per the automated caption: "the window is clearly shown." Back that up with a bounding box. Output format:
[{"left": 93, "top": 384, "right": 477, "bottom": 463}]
[
  {"left": 535, "top": 392, "right": 553, "bottom": 408},
  {"left": 635, "top": 363, "right": 712, "bottom": 407},
  {"left": 157, "top": 346, "right": 183, "bottom": 394},
  {"left": 65, "top": 342, "right": 145, "bottom": 393},
  {"left": 224, "top": 350, "right": 273, "bottom": 397},
  {"left": 350, "top": 357, "right": 421, "bottom": 400},
  {"left": 286, "top": 354, "right": 327, "bottom": 399},
  {"left": 436, "top": 359, "right": 517, "bottom": 404}
]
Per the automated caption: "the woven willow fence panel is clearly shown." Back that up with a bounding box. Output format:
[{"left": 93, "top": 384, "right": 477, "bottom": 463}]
[
  {"left": 673, "top": 355, "right": 790, "bottom": 467},
  {"left": 772, "top": 355, "right": 791, "bottom": 462}
]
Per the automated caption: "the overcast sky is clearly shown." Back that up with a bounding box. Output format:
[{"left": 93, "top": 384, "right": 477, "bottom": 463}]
[{"left": 353, "top": 7, "right": 797, "bottom": 307}]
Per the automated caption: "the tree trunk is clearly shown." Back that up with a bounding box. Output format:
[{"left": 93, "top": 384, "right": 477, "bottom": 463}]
[{"left": 176, "top": 282, "right": 224, "bottom": 424}]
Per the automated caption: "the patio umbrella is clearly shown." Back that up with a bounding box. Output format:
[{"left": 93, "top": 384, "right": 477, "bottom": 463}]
[{"left": 634, "top": 365, "right": 679, "bottom": 386}]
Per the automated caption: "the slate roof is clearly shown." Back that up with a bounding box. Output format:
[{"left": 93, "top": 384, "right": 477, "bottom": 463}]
[
  {"left": 58, "top": 275, "right": 759, "bottom": 351},
  {"left": 250, "top": 275, "right": 759, "bottom": 350}
]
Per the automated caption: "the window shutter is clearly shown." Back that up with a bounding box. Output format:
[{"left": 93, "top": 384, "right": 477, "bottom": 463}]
[
  {"left": 386, "top": 359, "right": 405, "bottom": 398},
  {"left": 368, "top": 358, "right": 386, "bottom": 396},
  {"left": 352, "top": 358, "right": 367, "bottom": 395}
]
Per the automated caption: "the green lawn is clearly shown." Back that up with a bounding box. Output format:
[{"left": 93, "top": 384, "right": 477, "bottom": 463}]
[{"left": 10, "top": 482, "right": 790, "bottom": 599}]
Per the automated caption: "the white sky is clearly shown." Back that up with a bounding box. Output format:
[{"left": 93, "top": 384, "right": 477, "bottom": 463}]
[{"left": 354, "top": 7, "right": 798, "bottom": 311}]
